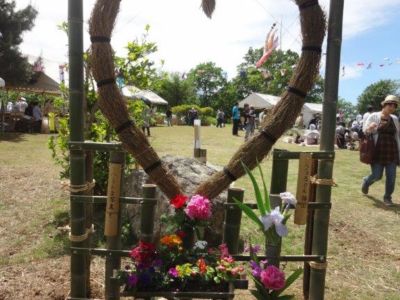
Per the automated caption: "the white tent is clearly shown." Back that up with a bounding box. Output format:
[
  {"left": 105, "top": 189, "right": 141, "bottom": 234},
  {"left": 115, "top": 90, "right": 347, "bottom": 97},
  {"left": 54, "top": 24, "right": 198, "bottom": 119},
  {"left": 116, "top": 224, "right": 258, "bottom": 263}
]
[
  {"left": 122, "top": 86, "right": 168, "bottom": 106},
  {"left": 301, "top": 103, "right": 323, "bottom": 127},
  {"left": 238, "top": 93, "right": 280, "bottom": 109}
]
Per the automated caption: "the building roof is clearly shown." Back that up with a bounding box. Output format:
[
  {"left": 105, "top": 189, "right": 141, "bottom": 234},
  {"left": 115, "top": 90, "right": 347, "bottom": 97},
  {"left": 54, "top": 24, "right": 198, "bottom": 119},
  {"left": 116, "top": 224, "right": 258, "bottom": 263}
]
[
  {"left": 123, "top": 86, "right": 168, "bottom": 106},
  {"left": 7, "top": 71, "right": 61, "bottom": 95},
  {"left": 302, "top": 102, "right": 323, "bottom": 113}
]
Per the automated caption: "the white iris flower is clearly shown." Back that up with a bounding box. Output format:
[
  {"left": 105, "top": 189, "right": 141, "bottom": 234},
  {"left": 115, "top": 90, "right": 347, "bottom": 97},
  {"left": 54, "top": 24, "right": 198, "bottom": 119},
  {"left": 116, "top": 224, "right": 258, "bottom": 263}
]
[{"left": 260, "top": 207, "right": 288, "bottom": 237}]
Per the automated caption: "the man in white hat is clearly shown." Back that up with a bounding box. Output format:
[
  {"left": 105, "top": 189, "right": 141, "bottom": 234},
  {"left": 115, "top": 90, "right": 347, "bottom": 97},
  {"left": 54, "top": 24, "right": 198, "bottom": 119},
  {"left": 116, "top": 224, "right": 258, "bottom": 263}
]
[
  {"left": 15, "top": 97, "right": 28, "bottom": 113},
  {"left": 361, "top": 95, "right": 400, "bottom": 206}
]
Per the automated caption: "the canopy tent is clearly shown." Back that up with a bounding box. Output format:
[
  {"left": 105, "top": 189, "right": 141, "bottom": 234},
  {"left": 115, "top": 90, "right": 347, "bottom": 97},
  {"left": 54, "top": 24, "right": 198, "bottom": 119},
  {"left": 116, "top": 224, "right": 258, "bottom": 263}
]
[
  {"left": 301, "top": 102, "right": 323, "bottom": 127},
  {"left": 6, "top": 71, "right": 61, "bottom": 96},
  {"left": 122, "top": 86, "right": 168, "bottom": 106},
  {"left": 238, "top": 92, "right": 280, "bottom": 109}
]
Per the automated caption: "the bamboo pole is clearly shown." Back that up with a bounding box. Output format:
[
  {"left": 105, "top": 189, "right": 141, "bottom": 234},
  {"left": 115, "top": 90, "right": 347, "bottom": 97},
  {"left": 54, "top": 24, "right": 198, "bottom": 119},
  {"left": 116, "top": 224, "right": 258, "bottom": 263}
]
[
  {"left": 223, "top": 187, "right": 245, "bottom": 255},
  {"left": 140, "top": 184, "right": 157, "bottom": 243},
  {"left": 309, "top": 1, "right": 344, "bottom": 299},
  {"left": 267, "top": 149, "right": 288, "bottom": 267},
  {"left": 105, "top": 151, "right": 124, "bottom": 300},
  {"left": 68, "top": 0, "right": 86, "bottom": 297}
]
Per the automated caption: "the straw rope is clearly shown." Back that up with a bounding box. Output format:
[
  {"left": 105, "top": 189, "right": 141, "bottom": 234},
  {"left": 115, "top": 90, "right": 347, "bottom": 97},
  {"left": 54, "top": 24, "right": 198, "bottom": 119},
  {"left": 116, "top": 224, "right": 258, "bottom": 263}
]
[
  {"left": 89, "top": 0, "right": 326, "bottom": 200},
  {"left": 63, "top": 180, "right": 96, "bottom": 193},
  {"left": 69, "top": 224, "right": 95, "bottom": 242},
  {"left": 310, "top": 175, "right": 337, "bottom": 187}
]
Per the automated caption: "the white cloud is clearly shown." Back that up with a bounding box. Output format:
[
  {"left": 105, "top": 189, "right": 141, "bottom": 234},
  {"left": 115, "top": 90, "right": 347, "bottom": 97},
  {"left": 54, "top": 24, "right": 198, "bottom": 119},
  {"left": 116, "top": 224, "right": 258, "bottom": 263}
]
[
  {"left": 14, "top": 0, "right": 400, "bottom": 81},
  {"left": 340, "top": 64, "right": 364, "bottom": 80}
]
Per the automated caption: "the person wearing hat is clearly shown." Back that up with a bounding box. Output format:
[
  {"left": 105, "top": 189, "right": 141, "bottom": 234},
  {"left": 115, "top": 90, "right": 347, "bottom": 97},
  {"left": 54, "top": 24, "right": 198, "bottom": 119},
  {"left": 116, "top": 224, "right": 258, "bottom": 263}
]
[
  {"left": 361, "top": 95, "right": 400, "bottom": 206},
  {"left": 15, "top": 97, "right": 28, "bottom": 113}
]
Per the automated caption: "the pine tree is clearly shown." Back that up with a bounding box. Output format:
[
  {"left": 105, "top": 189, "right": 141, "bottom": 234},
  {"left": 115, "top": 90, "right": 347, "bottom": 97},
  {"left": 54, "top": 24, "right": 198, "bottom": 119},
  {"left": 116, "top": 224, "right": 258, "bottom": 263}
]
[{"left": 0, "top": 0, "right": 37, "bottom": 85}]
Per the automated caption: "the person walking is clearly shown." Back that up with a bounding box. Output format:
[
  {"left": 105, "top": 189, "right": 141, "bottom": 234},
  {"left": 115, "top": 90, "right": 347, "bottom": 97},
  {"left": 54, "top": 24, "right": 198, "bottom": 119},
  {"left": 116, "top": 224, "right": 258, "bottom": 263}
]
[
  {"left": 244, "top": 105, "right": 256, "bottom": 141},
  {"left": 142, "top": 105, "right": 152, "bottom": 136},
  {"left": 361, "top": 95, "right": 400, "bottom": 206},
  {"left": 231, "top": 102, "right": 240, "bottom": 136},
  {"left": 216, "top": 108, "right": 225, "bottom": 128},
  {"left": 166, "top": 107, "right": 172, "bottom": 127}
]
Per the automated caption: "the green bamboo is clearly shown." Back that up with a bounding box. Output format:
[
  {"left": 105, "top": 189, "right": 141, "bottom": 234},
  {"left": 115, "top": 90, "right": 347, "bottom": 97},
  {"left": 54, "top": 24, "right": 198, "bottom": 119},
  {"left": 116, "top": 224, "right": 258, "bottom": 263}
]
[
  {"left": 140, "top": 184, "right": 157, "bottom": 243},
  {"left": 223, "top": 187, "right": 245, "bottom": 254},
  {"left": 84, "top": 150, "right": 94, "bottom": 296},
  {"left": 309, "top": 1, "right": 343, "bottom": 299},
  {"left": 68, "top": 0, "right": 86, "bottom": 297},
  {"left": 105, "top": 151, "right": 125, "bottom": 300},
  {"left": 267, "top": 149, "right": 289, "bottom": 267}
]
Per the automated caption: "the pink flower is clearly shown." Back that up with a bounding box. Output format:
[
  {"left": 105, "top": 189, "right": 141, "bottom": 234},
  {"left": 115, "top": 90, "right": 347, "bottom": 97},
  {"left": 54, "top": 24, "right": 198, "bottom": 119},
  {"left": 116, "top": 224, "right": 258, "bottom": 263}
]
[
  {"left": 260, "top": 265, "right": 285, "bottom": 290},
  {"left": 219, "top": 243, "right": 230, "bottom": 258},
  {"left": 184, "top": 194, "right": 212, "bottom": 220}
]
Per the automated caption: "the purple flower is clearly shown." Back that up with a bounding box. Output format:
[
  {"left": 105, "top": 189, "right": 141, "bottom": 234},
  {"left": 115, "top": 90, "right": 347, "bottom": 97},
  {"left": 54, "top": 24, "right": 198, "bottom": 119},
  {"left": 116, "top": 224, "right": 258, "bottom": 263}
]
[
  {"left": 127, "top": 274, "right": 138, "bottom": 288},
  {"left": 244, "top": 244, "right": 261, "bottom": 254},
  {"left": 168, "top": 267, "right": 179, "bottom": 278},
  {"left": 250, "top": 260, "right": 262, "bottom": 278},
  {"left": 260, "top": 207, "right": 288, "bottom": 237}
]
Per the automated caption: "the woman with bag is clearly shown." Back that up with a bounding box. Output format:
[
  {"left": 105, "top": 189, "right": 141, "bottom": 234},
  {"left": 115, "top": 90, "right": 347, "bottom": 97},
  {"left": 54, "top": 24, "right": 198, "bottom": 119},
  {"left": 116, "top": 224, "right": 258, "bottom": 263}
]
[{"left": 361, "top": 95, "right": 400, "bottom": 206}]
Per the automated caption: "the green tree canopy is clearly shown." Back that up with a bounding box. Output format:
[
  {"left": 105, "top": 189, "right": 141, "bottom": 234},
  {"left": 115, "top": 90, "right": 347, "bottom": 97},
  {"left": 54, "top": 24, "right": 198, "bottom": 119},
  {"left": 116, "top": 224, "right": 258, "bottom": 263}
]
[
  {"left": 357, "top": 79, "right": 400, "bottom": 113},
  {"left": 186, "top": 62, "right": 227, "bottom": 108},
  {"left": 0, "top": 0, "right": 37, "bottom": 85},
  {"left": 233, "top": 47, "right": 324, "bottom": 103},
  {"left": 152, "top": 72, "right": 196, "bottom": 106}
]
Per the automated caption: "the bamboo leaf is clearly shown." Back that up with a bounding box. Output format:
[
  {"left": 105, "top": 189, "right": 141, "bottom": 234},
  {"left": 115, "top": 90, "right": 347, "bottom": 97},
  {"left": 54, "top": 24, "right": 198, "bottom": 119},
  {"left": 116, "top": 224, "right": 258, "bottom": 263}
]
[
  {"left": 241, "top": 161, "right": 266, "bottom": 216},
  {"left": 233, "top": 198, "right": 264, "bottom": 230},
  {"left": 257, "top": 161, "right": 271, "bottom": 213}
]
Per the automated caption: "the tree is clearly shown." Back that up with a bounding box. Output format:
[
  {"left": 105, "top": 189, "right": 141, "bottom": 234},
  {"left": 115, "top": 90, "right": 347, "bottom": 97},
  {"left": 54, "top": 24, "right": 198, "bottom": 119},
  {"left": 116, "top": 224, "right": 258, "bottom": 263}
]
[
  {"left": 152, "top": 72, "right": 196, "bottom": 106},
  {"left": 234, "top": 47, "right": 324, "bottom": 102},
  {"left": 357, "top": 79, "right": 400, "bottom": 113},
  {"left": 337, "top": 97, "right": 356, "bottom": 123},
  {"left": 0, "top": 0, "right": 37, "bottom": 84},
  {"left": 186, "top": 62, "right": 227, "bottom": 108}
]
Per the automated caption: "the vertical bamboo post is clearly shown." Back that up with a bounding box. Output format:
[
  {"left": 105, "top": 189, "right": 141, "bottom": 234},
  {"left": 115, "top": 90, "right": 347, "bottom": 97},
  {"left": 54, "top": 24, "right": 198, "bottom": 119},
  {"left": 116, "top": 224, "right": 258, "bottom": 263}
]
[
  {"left": 68, "top": 0, "right": 86, "bottom": 297},
  {"left": 309, "top": 1, "right": 343, "bottom": 299},
  {"left": 140, "top": 184, "right": 157, "bottom": 243},
  {"left": 84, "top": 150, "right": 94, "bottom": 295},
  {"left": 193, "top": 119, "right": 207, "bottom": 163},
  {"left": 267, "top": 149, "right": 289, "bottom": 267},
  {"left": 105, "top": 151, "right": 125, "bottom": 300},
  {"left": 223, "top": 187, "right": 245, "bottom": 255}
]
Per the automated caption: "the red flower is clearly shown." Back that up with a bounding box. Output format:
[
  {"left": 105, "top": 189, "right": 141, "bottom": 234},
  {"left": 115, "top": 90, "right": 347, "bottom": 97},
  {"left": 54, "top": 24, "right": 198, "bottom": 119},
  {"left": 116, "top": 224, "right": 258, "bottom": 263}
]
[
  {"left": 129, "top": 240, "right": 156, "bottom": 267},
  {"left": 170, "top": 194, "right": 188, "bottom": 209},
  {"left": 176, "top": 230, "right": 187, "bottom": 239}
]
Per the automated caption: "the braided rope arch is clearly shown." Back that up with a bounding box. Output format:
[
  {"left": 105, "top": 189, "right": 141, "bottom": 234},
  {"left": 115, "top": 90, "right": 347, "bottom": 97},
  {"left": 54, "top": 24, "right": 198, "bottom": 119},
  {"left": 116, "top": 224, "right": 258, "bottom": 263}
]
[{"left": 89, "top": 0, "right": 326, "bottom": 200}]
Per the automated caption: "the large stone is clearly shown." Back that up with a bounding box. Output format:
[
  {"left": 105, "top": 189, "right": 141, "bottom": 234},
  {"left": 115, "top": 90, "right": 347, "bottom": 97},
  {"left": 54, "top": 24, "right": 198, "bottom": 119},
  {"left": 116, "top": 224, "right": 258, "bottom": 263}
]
[{"left": 123, "top": 155, "right": 227, "bottom": 245}]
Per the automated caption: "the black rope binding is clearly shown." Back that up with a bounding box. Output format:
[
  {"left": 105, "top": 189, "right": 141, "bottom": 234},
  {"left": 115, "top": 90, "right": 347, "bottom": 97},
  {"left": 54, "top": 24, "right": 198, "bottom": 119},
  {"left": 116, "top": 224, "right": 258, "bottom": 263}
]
[
  {"left": 97, "top": 78, "right": 116, "bottom": 88},
  {"left": 223, "top": 167, "right": 237, "bottom": 181},
  {"left": 302, "top": 46, "right": 322, "bottom": 53},
  {"left": 144, "top": 160, "right": 162, "bottom": 173},
  {"left": 90, "top": 36, "right": 111, "bottom": 43},
  {"left": 299, "top": 0, "right": 319, "bottom": 10},
  {"left": 115, "top": 120, "right": 134, "bottom": 134},
  {"left": 287, "top": 86, "right": 307, "bottom": 98},
  {"left": 260, "top": 129, "right": 278, "bottom": 144}
]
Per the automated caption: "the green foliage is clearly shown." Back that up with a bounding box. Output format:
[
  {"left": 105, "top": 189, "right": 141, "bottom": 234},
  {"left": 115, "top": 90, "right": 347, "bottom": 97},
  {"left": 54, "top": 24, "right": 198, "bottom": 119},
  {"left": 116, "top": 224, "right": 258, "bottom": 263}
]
[
  {"left": 357, "top": 79, "right": 400, "bottom": 112},
  {"left": 234, "top": 48, "right": 324, "bottom": 103},
  {"left": 152, "top": 72, "right": 196, "bottom": 106},
  {"left": 186, "top": 62, "right": 228, "bottom": 108},
  {"left": 337, "top": 97, "right": 357, "bottom": 123},
  {"left": 0, "top": 0, "right": 38, "bottom": 84},
  {"left": 115, "top": 25, "right": 159, "bottom": 90}
]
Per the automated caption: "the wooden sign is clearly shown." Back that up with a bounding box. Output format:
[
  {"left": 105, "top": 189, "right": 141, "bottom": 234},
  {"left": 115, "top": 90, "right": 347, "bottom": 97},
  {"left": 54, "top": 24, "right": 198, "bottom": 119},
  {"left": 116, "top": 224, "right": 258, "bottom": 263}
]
[
  {"left": 104, "top": 163, "right": 122, "bottom": 237},
  {"left": 294, "top": 153, "right": 313, "bottom": 225}
]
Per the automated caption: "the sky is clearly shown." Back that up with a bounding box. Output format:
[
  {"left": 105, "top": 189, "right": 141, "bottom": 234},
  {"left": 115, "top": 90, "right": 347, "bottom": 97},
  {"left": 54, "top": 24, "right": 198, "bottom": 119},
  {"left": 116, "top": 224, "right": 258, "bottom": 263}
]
[{"left": 14, "top": 0, "right": 400, "bottom": 105}]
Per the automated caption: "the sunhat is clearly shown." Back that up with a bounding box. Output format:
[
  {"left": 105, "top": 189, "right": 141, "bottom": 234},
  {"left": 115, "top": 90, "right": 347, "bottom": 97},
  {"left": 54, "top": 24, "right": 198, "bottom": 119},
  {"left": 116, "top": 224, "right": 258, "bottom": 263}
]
[{"left": 381, "top": 95, "right": 399, "bottom": 106}]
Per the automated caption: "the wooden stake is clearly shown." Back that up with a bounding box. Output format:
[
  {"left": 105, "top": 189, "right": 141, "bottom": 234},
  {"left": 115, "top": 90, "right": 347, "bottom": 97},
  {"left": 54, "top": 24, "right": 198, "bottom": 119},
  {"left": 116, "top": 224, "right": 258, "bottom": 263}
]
[
  {"left": 294, "top": 153, "right": 313, "bottom": 225},
  {"left": 104, "top": 162, "right": 122, "bottom": 237}
]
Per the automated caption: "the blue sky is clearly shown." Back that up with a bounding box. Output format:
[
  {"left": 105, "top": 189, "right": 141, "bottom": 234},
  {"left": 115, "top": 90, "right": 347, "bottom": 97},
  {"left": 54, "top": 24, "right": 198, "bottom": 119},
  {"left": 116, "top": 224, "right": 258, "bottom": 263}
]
[
  {"left": 339, "top": 17, "right": 400, "bottom": 104},
  {"left": 13, "top": 0, "right": 400, "bottom": 106}
]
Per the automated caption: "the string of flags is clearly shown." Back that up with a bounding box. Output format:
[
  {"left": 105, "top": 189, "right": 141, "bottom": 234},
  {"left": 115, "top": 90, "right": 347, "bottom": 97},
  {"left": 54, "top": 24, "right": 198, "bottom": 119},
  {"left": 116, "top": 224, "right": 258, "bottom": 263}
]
[{"left": 341, "top": 57, "right": 400, "bottom": 77}]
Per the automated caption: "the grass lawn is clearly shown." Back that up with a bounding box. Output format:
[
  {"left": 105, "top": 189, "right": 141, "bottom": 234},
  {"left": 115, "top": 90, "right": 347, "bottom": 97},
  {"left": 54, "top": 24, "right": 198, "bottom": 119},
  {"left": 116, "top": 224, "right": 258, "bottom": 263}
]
[{"left": 0, "top": 126, "right": 399, "bottom": 299}]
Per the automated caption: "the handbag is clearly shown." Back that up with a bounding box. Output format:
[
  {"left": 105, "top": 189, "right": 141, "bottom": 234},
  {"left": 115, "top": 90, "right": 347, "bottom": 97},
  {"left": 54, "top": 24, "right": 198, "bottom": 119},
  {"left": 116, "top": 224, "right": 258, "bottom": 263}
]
[{"left": 359, "top": 134, "right": 375, "bottom": 164}]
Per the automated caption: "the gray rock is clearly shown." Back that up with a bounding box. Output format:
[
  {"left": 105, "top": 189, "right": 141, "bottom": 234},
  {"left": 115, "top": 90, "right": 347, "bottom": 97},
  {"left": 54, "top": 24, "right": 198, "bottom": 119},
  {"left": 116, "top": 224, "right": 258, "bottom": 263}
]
[{"left": 123, "top": 155, "right": 227, "bottom": 245}]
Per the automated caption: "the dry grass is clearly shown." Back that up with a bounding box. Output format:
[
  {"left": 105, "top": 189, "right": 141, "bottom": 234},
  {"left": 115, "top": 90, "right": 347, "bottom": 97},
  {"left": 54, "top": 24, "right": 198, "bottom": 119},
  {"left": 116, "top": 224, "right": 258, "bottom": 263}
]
[{"left": 0, "top": 127, "right": 400, "bottom": 299}]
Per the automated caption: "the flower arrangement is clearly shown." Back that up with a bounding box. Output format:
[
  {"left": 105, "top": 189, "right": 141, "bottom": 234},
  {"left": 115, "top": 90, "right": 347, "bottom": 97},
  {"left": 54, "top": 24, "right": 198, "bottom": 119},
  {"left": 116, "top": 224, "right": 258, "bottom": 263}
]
[
  {"left": 118, "top": 194, "right": 245, "bottom": 293},
  {"left": 235, "top": 162, "right": 302, "bottom": 299}
]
